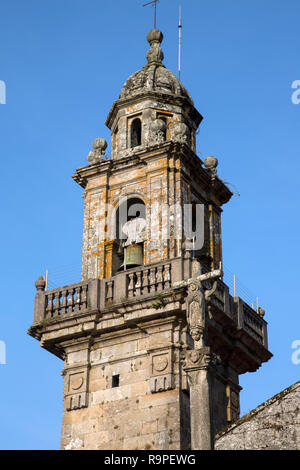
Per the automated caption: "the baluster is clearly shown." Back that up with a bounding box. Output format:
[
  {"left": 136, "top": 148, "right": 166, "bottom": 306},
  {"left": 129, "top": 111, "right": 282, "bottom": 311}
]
[
  {"left": 142, "top": 268, "right": 149, "bottom": 295},
  {"left": 56, "top": 292, "right": 61, "bottom": 315},
  {"left": 128, "top": 273, "right": 135, "bottom": 298},
  {"left": 163, "top": 264, "right": 171, "bottom": 289},
  {"left": 135, "top": 271, "right": 142, "bottom": 296},
  {"left": 149, "top": 267, "right": 157, "bottom": 293},
  {"left": 46, "top": 292, "right": 54, "bottom": 318},
  {"left": 68, "top": 288, "right": 75, "bottom": 312},
  {"left": 156, "top": 265, "right": 163, "bottom": 291},
  {"left": 74, "top": 286, "right": 82, "bottom": 312},
  {"left": 81, "top": 284, "right": 88, "bottom": 310},
  {"left": 61, "top": 289, "right": 68, "bottom": 315}
]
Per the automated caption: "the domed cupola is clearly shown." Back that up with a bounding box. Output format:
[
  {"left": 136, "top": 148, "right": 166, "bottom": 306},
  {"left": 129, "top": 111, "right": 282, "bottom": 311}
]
[
  {"left": 106, "top": 29, "right": 203, "bottom": 159},
  {"left": 120, "top": 30, "right": 193, "bottom": 104}
]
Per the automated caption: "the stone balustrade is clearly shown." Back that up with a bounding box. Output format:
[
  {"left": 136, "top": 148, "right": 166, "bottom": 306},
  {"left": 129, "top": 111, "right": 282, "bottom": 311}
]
[
  {"left": 45, "top": 282, "right": 89, "bottom": 318},
  {"left": 126, "top": 262, "right": 171, "bottom": 298},
  {"left": 33, "top": 278, "right": 99, "bottom": 324},
  {"left": 236, "top": 298, "right": 268, "bottom": 347},
  {"left": 33, "top": 259, "right": 268, "bottom": 348}
]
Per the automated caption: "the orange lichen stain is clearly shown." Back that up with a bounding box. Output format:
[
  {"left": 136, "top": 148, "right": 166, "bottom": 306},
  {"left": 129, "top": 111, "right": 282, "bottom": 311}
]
[
  {"left": 126, "top": 105, "right": 136, "bottom": 114},
  {"left": 175, "top": 159, "right": 181, "bottom": 171}
]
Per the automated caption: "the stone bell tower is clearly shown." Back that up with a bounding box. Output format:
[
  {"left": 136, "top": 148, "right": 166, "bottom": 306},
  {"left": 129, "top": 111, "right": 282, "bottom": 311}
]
[{"left": 29, "top": 29, "right": 272, "bottom": 450}]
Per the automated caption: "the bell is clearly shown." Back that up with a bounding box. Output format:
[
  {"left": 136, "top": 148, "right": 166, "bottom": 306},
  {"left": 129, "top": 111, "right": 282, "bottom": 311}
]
[{"left": 120, "top": 244, "right": 143, "bottom": 270}]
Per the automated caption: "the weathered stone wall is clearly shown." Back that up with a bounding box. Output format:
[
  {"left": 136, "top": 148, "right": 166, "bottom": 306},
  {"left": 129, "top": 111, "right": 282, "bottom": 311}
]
[
  {"left": 60, "top": 316, "right": 191, "bottom": 450},
  {"left": 80, "top": 152, "right": 180, "bottom": 280},
  {"left": 79, "top": 147, "right": 225, "bottom": 282},
  {"left": 215, "top": 382, "right": 300, "bottom": 450},
  {"left": 109, "top": 99, "right": 197, "bottom": 160},
  {"left": 29, "top": 26, "right": 273, "bottom": 452}
]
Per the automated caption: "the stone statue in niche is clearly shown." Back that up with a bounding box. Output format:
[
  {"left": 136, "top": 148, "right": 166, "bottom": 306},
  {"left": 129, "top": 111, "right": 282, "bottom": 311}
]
[{"left": 88, "top": 138, "right": 107, "bottom": 164}]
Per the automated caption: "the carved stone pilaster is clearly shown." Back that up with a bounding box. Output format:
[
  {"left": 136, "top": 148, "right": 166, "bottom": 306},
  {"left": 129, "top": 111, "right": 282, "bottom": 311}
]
[{"left": 181, "top": 347, "right": 221, "bottom": 450}]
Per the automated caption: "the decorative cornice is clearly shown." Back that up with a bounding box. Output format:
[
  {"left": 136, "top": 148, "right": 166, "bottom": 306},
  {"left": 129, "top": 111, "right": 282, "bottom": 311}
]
[
  {"left": 105, "top": 90, "right": 203, "bottom": 130},
  {"left": 72, "top": 141, "right": 231, "bottom": 206}
]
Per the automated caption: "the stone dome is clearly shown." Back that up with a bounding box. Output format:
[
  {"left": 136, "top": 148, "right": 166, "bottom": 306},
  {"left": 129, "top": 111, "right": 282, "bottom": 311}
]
[{"left": 119, "top": 29, "right": 194, "bottom": 104}]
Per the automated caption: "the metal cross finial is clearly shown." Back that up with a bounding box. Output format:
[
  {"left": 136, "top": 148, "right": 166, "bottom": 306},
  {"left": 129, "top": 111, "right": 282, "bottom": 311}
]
[{"left": 143, "top": 0, "right": 160, "bottom": 29}]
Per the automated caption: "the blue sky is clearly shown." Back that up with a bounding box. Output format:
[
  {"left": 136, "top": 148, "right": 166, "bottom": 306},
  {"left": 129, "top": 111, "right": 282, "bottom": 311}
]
[{"left": 0, "top": 0, "right": 299, "bottom": 449}]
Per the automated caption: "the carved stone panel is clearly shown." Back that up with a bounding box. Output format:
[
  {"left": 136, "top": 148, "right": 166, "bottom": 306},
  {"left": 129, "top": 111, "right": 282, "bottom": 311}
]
[
  {"left": 152, "top": 353, "right": 170, "bottom": 375},
  {"left": 148, "top": 374, "right": 174, "bottom": 394},
  {"left": 148, "top": 351, "right": 174, "bottom": 394},
  {"left": 64, "top": 368, "right": 89, "bottom": 411}
]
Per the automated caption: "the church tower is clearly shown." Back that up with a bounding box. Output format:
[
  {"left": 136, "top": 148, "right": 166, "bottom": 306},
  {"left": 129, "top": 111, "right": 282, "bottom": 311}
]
[{"left": 29, "top": 29, "right": 272, "bottom": 450}]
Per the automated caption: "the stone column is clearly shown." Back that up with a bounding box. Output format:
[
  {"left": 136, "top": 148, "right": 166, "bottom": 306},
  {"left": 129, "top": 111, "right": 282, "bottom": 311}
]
[{"left": 182, "top": 347, "right": 220, "bottom": 450}]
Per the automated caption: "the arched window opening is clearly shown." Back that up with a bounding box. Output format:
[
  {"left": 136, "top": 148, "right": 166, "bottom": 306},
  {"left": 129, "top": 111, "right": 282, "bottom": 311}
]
[
  {"left": 131, "top": 119, "right": 142, "bottom": 148},
  {"left": 114, "top": 197, "right": 146, "bottom": 272},
  {"left": 160, "top": 117, "right": 167, "bottom": 141}
]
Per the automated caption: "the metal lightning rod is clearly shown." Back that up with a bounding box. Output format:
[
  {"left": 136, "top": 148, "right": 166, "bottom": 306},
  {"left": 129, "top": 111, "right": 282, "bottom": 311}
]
[
  {"left": 143, "top": 0, "right": 160, "bottom": 29},
  {"left": 178, "top": 5, "right": 182, "bottom": 81}
]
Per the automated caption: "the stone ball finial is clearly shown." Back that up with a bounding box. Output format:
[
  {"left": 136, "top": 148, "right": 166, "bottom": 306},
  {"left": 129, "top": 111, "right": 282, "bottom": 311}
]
[
  {"left": 88, "top": 138, "right": 108, "bottom": 164},
  {"left": 146, "top": 29, "right": 164, "bottom": 65},
  {"left": 204, "top": 156, "right": 218, "bottom": 176},
  {"left": 92, "top": 138, "right": 107, "bottom": 152},
  {"left": 35, "top": 276, "right": 46, "bottom": 292},
  {"left": 147, "top": 29, "right": 163, "bottom": 45},
  {"left": 258, "top": 307, "right": 265, "bottom": 318}
]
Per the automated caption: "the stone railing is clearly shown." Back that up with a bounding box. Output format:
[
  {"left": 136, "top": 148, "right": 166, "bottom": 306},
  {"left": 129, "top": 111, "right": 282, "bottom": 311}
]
[
  {"left": 211, "top": 279, "right": 234, "bottom": 320},
  {"left": 101, "top": 258, "right": 184, "bottom": 306},
  {"left": 235, "top": 297, "right": 268, "bottom": 348},
  {"left": 33, "top": 277, "right": 99, "bottom": 324},
  {"left": 126, "top": 263, "right": 171, "bottom": 298},
  {"left": 207, "top": 278, "right": 267, "bottom": 347},
  {"left": 44, "top": 282, "right": 89, "bottom": 318},
  {"left": 33, "top": 260, "right": 268, "bottom": 349}
]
